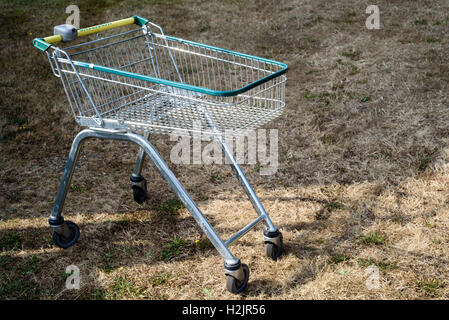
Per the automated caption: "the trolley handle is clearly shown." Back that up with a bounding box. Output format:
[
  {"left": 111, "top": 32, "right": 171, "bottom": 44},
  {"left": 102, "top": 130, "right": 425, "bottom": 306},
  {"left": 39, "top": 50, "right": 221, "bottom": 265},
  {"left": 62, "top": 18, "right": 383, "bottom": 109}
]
[{"left": 33, "top": 15, "right": 149, "bottom": 52}]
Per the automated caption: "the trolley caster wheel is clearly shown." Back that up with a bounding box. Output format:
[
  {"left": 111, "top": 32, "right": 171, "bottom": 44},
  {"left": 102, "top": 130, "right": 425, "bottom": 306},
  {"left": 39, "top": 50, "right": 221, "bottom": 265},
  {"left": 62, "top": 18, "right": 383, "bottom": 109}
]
[
  {"left": 225, "top": 263, "right": 250, "bottom": 294},
  {"left": 52, "top": 220, "right": 80, "bottom": 249},
  {"left": 264, "top": 229, "right": 283, "bottom": 261},
  {"left": 131, "top": 175, "right": 148, "bottom": 204}
]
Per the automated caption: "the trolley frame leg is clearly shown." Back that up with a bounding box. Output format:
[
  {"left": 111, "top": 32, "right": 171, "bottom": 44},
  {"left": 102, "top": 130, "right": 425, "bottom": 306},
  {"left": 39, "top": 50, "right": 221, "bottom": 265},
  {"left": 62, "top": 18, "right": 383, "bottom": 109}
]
[
  {"left": 131, "top": 131, "right": 149, "bottom": 178},
  {"left": 49, "top": 128, "right": 240, "bottom": 267},
  {"left": 49, "top": 129, "right": 86, "bottom": 239},
  {"left": 130, "top": 131, "right": 149, "bottom": 203},
  {"left": 201, "top": 109, "right": 281, "bottom": 248},
  {"left": 216, "top": 136, "right": 280, "bottom": 247}
]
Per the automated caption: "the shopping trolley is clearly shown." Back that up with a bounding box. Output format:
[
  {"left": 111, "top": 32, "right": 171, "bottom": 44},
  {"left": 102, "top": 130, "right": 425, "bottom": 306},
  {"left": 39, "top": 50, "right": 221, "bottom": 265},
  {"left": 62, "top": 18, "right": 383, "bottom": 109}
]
[{"left": 33, "top": 16, "right": 287, "bottom": 294}]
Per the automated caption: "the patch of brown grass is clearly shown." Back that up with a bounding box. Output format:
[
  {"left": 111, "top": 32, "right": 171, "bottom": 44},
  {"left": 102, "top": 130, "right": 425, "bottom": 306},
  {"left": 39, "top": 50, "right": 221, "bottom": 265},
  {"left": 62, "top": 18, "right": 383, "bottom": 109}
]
[{"left": 1, "top": 0, "right": 449, "bottom": 300}]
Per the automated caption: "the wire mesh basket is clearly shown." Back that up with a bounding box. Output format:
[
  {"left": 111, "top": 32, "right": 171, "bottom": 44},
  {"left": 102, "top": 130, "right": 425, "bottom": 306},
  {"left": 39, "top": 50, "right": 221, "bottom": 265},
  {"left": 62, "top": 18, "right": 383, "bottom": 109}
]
[
  {"left": 33, "top": 16, "right": 288, "bottom": 294},
  {"left": 39, "top": 17, "right": 287, "bottom": 136}
]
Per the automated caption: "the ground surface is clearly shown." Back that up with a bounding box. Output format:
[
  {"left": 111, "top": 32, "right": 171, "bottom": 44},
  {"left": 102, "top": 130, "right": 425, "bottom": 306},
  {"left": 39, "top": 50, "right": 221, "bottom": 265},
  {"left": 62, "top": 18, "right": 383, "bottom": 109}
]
[{"left": 1, "top": 0, "right": 448, "bottom": 299}]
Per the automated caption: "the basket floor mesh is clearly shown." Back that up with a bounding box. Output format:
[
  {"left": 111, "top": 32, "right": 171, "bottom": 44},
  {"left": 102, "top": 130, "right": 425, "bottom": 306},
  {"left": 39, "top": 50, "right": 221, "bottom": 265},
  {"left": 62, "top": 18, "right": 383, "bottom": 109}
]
[{"left": 105, "top": 93, "right": 283, "bottom": 136}]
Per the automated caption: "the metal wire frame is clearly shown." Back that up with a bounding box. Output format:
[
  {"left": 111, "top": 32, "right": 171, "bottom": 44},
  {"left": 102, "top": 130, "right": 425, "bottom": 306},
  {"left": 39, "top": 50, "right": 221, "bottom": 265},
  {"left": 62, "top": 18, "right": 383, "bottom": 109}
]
[
  {"left": 47, "top": 26, "right": 286, "bottom": 136},
  {"left": 41, "top": 20, "right": 286, "bottom": 291}
]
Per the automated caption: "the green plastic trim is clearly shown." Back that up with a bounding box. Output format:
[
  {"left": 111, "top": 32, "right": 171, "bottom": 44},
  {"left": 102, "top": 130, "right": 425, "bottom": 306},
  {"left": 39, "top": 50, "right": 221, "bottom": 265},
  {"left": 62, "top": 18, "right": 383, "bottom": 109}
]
[
  {"left": 73, "top": 58, "right": 287, "bottom": 97},
  {"left": 33, "top": 38, "right": 52, "bottom": 52},
  {"left": 133, "top": 15, "right": 149, "bottom": 27},
  {"left": 34, "top": 15, "right": 287, "bottom": 96},
  {"left": 71, "top": 35, "right": 288, "bottom": 97},
  {"left": 165, "top": 35, "right": 288, "bottom": 68}
]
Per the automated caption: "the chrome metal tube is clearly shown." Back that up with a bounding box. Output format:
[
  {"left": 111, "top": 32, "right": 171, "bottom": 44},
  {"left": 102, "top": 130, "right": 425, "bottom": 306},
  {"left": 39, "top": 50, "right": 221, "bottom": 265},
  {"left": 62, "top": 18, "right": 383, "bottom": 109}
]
[
  {"left": 132, "top": 131, "right": 149, "bottom": 177},
  {"left": 219, "top": 138, "right": 278, "bottom": 233},
  {"left": 50, "top": 128, "right": 239, "bottom": 266}
]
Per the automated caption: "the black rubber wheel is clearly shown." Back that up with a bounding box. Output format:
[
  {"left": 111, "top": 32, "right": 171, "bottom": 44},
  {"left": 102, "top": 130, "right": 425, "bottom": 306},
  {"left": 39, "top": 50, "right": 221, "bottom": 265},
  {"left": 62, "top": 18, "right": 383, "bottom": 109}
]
[
  {"left": 52, "top": 220, "right": 80, "bottom": 249},
  {"left": 132, "top": 179, "right": 148, "bottom": 204},
  {"left": 225, "top": 264, "right": 249, "bottom": 294},
  {"left": 265, "top": 234, "right": 283, "bottom": 261}
]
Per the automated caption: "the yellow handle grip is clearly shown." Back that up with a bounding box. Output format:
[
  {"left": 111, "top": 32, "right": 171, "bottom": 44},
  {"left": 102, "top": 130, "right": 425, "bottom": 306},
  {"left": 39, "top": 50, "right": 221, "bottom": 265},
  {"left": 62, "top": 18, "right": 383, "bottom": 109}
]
[
  {"left": 34, "top": 15, "right": 148, "bottom": 51},
  {"left": 43, "top": 17, "right": 138, "bottom": 44}
]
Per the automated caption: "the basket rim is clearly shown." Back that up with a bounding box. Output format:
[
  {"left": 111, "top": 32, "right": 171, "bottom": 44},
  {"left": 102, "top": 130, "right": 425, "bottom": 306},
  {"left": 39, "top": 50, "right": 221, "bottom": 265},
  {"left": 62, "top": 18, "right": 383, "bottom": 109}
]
[{"left": 62, "top": 33, "right": 288, "bottom": 97}]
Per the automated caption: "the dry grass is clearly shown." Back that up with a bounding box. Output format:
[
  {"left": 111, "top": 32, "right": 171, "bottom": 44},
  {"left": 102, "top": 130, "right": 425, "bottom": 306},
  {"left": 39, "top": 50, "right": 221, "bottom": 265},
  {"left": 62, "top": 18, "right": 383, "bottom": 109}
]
[{"left": 1, "top": 0, "right": 449, "bottom": 299}]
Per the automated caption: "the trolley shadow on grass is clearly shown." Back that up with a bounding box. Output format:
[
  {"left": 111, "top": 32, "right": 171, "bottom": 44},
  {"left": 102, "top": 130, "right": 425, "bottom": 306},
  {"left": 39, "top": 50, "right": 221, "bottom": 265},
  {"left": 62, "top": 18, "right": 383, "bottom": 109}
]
[
  {"left": 3, "top": 215, "right": 449, "bottom": 299},
  {"left": 0, "top": 219, "right": 282, "bottom": 299},
  {"left": 32, "top": 15, "right": 288, "bottom": 294}
]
